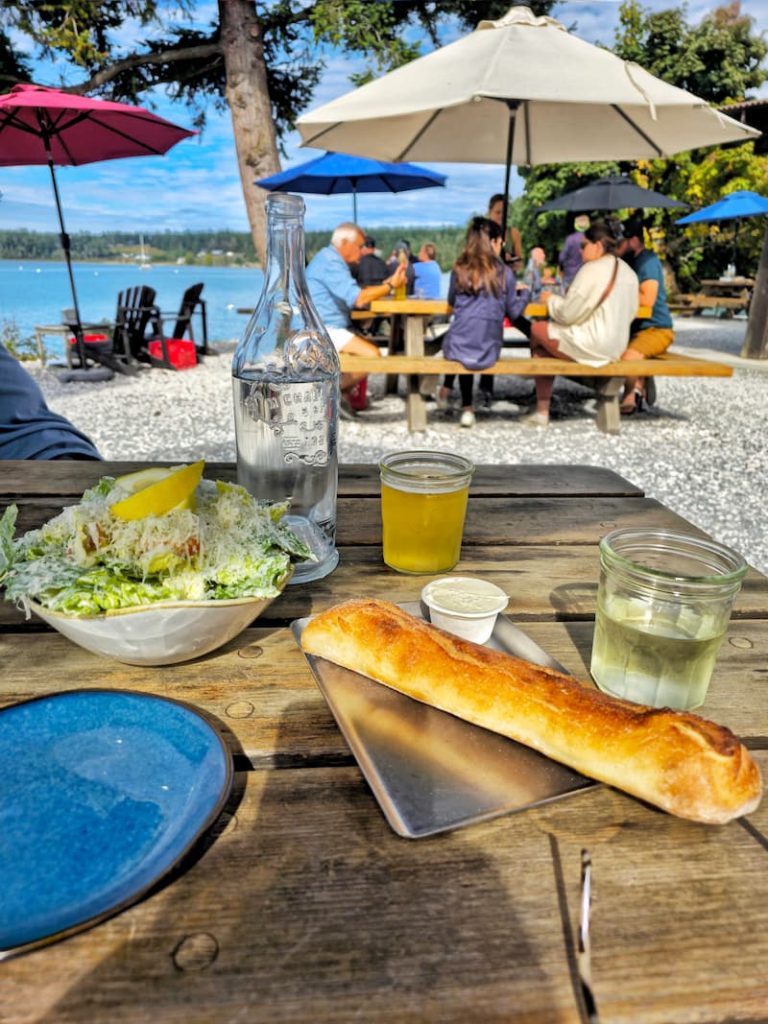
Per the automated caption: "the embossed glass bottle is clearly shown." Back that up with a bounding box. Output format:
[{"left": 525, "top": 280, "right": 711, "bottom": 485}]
[{"left": 232, "top": 193, "right": 340, "bottom": 583}]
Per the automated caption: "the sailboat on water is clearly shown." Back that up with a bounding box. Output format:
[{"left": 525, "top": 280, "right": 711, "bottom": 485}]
[{"left": 137, "top": 234, "right": 152, "bottom": 270}]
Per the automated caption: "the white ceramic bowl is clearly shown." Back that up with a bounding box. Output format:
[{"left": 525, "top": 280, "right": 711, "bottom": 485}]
[
  {"left": 29, "top": 590, "right": 286, "bottom": 667},
  {"left": 421, "top": 576, "right": 509, "bottom": 643}
]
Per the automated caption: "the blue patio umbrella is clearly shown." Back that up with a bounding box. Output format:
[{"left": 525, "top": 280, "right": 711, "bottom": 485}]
[
  {"left": 255, "top": 151, "right": 446, "bottom": 221},
  {"left": 676, "top": 190, "right": 768, "bottom": 224},
  {"left": 676, "top": 191, "right": 768, "bottom": 276}
]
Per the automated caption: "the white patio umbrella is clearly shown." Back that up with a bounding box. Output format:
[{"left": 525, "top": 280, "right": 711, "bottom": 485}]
[{"left": 297, "top": 5, "right": 759, "bottom": 228}]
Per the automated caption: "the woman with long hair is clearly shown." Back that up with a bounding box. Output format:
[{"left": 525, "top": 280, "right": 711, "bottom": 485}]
[
  {"left": 487, "top": 193, "right": 523, "bottom": 268},
  {"left": 437, "top": 216, "right": 527, "bottom": 428},
  {"left": 521, "top": 219, "right": 639, "bottom": 428}
]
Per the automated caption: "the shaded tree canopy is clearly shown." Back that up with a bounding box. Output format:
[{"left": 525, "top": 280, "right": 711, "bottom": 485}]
[
  {"left": 0, "top": 1, "right": 553, "bottom": 138},
  {"left": 516, "top": 0, "right": 768, "bottom": 288}
]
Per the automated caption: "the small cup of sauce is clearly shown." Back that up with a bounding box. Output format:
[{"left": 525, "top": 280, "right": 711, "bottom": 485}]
[{"left": 421, "top": 576, "right": 509, "bottom": 643}]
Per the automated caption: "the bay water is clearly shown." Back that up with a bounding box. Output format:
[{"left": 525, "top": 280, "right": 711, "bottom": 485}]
[{"left": 0, "top": 259, "right": 265, "bottom": 360}]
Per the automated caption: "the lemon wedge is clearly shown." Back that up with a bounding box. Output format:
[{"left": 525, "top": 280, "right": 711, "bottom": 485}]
[{"left": 111, "top": 461, "right": 205, "bottom": 520}]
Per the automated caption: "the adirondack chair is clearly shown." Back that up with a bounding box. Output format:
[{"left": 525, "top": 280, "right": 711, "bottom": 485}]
[
  {"left": 169, "top": 282, "right": 208, "bottom": 356},
  {"left": 109, "top": 285, "right": 160, "bottom": 369},
  {"left": 144, "top": 282, "right": 207, "bottom": 370},
  {"left": 61, "top": 286, "right": 158, "bottom": 375}
]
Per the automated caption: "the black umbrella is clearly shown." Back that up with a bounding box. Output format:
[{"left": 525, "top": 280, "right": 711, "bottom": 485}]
[{"left": 537, "top": 175, "right": 687, "bottom": 214}]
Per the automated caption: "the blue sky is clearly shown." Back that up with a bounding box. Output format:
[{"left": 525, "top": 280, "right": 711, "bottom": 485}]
[{"left": 1, "top": 0, "right": 767, "bottom": 237}]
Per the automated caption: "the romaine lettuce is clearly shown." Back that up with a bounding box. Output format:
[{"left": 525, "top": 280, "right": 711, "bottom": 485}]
[{"left": 1, "top": 474, "right": 312, "bottom": 615}]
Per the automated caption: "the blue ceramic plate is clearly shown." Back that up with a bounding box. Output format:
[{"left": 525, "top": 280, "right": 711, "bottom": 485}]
[{"left": 0, "top": 689, "right": 233, "bottom": 959}]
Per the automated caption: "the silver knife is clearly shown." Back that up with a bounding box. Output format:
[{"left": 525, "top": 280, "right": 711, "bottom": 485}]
[{"left": 578, "top": 849, "right": 601, "bottom": 1024}]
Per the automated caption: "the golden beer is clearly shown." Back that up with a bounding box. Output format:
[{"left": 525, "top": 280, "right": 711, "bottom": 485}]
[{"left": 379, "top": 451, "right": 474, "bottom": 574}]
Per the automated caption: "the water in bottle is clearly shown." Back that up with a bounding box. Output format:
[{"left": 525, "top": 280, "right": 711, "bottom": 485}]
[{"left": 232, "top": 193, "right": 340, "bottom": 583}]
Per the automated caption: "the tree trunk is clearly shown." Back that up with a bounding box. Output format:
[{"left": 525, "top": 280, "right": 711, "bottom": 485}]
[
  {"left": 218, "top": 0, "right": 281, "bottom": 265},
  {"left": 742, "top": 224, "right": 768, "bottom": 359}
]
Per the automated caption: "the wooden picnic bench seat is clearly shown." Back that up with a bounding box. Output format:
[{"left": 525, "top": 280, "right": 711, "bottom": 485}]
[
  {"left": 669, "top": 293, "right": 750, "bottom": 317},
  {"left": 338, "top": 351, "right": 733, "bottom": 435}
]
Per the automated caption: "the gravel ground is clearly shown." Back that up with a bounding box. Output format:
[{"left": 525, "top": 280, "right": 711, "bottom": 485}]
[{"left": 31, "top": 315, "right": 768, "bottom": 576}]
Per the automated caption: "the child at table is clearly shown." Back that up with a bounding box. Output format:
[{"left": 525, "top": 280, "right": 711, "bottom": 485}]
[{"left": 437, "top": 217, "right": 527, "bottom": 428}]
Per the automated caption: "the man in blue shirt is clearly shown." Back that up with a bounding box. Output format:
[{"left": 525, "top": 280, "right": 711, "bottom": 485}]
[
  {"left": 306, "top": 223, "right": 406, "bottom": 415},
  {"left": 0, "top": 343, "right": 101, "bottom": 460},
  {"left": 618, "top": 217, "right": 675, "bottom": 414},
  {"left": 413, "top": 243, "right": 442, "bottom": 299}
]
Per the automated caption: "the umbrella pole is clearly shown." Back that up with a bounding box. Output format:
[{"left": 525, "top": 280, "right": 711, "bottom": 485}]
[
  {"left": 44, "top": 149, "right": 88, "bottom": 371},
  {"left": 353, "top": 189, "right": 358, "bottom": 223},
  {"left": 501, "top": 103, "right": 517, "bottom": 256}
]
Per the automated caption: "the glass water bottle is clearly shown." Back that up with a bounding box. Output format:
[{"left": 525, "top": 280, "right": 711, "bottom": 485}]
[{"left": 232, "top": 193, "right": 340, "bottom": 583}]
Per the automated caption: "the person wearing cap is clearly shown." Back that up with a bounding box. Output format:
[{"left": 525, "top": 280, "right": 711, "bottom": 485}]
[
  {"left": 306, "top": 223, "right": 407, "bottom": 417},
  {"left": 558, "top": 213, "right": 590, "bottom": 291},
  {"left": 617, "top": 217, "right": 674, "bottom": 415},
  {"left": 354, "top": 235, "right": 388, "bottom": 287}
]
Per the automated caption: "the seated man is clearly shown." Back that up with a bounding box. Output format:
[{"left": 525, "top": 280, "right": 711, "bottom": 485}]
[
  {"left": 618, "top": 218, "right": 675, "bottom": 414},
  {"left": 0, "top": 343, "right": 101, "bottom": 460},
  {"left": 413, "top": 243, "right": 442, "bottom": 299},
  {"left": 306, "top": 223, "right": 406, "bottom": 416},
  {"left": 353, "top": 236, "right": 388, "bottom": 286}
]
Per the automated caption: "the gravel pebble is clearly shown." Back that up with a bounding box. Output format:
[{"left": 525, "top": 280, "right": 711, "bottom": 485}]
[{"left": 31, "top": 316, "right": 768, "bottom": 575}]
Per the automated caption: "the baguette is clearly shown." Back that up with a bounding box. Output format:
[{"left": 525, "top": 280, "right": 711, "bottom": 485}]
[{"left": 301, "top": 598, "right": 763, "bottom": 824}]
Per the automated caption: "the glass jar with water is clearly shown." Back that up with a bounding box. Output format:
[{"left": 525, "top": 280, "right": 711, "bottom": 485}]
[
  {"left": 232, "top": 193, "right": 340, "bottom": 583},
  {"left": 590, "top": 528, "right": 747, "bottom": 710}
]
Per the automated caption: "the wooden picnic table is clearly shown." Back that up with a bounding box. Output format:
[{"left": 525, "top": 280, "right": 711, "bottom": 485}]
[
  {"left": 364, "top": 299, "right": 707, "bottom": 434},
  {"left": 3, "top": 459, "right": 768, "bottom": 1023},
  {"left": 671, "top": 277, "right": 754, "bottom": 317}
]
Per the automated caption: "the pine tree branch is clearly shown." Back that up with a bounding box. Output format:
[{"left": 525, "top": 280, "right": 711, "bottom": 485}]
[{"left": 63, "top": 41, "right": 223, "bottom": 94}]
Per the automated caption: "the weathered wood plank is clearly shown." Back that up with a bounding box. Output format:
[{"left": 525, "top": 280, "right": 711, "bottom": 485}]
[
  {"left": 3, "top": 541, "right": 768, "bottom": 630},
  {"left": 0, "top": 461, "right": 642, "bottom": 499},
  {"left": 2, "top": 756, "right": 767, "bottom": 1024},
  {"left": 338, "top": 352, "right": 733, "bottom": 378},
  {"left": 0, "top": 493, "right": 706, "bottom": 548},
  {"left": 2, "top": 619, "right": 767, "bottom": 767}
]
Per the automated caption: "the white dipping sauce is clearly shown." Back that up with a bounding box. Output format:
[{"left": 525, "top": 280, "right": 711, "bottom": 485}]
[{"left": 425, "top": 578, "right": 508, "bottom": 615}]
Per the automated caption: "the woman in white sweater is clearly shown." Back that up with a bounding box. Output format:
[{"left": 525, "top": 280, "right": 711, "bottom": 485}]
[{"left": 522, "top": 220, "right": 639, "bottom": 427}]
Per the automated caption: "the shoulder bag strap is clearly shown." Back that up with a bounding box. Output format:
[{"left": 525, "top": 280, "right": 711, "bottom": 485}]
[{"left": 594, "top": 256, "right": 619, "bottom": 311}]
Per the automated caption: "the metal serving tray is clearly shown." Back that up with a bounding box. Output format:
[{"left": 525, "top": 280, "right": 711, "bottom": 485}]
[{"left": 291, "top": 603, "right": 595, "bottom": 839}]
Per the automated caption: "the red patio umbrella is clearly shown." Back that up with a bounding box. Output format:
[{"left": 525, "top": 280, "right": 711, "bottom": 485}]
[{"left": 0, "top": 83, "right": 195, "bottom": 375}]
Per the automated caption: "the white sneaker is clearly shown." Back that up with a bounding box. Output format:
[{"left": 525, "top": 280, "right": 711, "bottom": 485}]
[
  {"left": 459, "top": 409, "right": 476, "bottom": 428},
  {"left": 519, "top": 411, "right": 549, "bottom": 428}
]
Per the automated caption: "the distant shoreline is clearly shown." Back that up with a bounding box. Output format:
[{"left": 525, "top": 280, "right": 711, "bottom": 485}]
[{"left": 5, "top": 257, "right": 261, "bottom": 270}]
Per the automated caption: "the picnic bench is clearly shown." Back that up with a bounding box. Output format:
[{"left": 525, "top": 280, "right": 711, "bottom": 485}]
[
  {"left": 339, "top": 351, "right": 732, "bottom": 433},
  {"left": 341, "top": 296, "right": 733, "bottom": 438},
  {"left": 670, "top": 277, "right": 753, "bottom": 317}
]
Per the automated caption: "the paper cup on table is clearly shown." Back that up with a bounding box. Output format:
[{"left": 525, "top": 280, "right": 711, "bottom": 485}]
[{"left": 422, "top": 577, "right": 508, "bottom": 643}]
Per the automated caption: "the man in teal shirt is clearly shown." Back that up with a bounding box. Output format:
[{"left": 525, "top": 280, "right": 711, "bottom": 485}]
[
  {"left": 306, "top": 223, "right": 406, "bottom": 415},
  {"left": 618, "top": 218, "right": 674, "bottom": 414}
]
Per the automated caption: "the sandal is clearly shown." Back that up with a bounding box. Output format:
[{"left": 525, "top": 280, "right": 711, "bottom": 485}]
[{"left": 620, "top": 388, "right": 644, "bottom": 416}]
